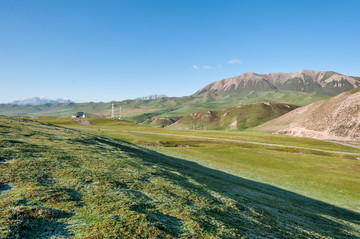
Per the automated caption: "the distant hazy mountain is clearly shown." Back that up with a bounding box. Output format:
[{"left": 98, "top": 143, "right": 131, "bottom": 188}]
[
  {"left": 136, "top": 94, "right": 167, "bottom": 100},
  {"left": 9, "top": 97, "right": 74, "bottom": 105},
  {"left": 195, "top": 70, "right": 360, "bottom": 96}
]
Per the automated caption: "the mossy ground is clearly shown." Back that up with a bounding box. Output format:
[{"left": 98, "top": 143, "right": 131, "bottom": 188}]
[{"left": 1, "top": 117, "right": 360, "bottom": 238}]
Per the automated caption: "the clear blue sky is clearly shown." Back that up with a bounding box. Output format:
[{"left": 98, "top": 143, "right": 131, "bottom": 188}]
[{"left": 1, "top": 0, "right": 359, "bottom": 103}]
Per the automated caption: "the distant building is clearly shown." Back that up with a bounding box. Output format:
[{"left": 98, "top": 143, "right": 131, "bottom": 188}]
[{"left": 71, "top": 112, "right": 87, "bottom": 118}]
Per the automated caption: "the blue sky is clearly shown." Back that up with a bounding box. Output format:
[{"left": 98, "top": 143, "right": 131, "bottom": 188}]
[{"left": 1, "top": 0, "right": 359, "bottom": 102}]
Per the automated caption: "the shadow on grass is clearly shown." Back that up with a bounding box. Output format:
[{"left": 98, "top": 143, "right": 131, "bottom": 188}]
[
  {"left": 13, "top": 208, "right": 74, "bottom": 239},
  {"left": 95, "top": 134, "right": 360, "bottom": 238},
  {"left": 129, "top": 191, "right": 184, "bottom": 237},
  {"left": 0, "top": 183, "right": 13, "bottom": 193}
]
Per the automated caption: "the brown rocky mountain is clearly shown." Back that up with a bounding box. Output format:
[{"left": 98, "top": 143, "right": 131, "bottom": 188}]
[
  {"left": 195, "top": 70, "right": 360, "bottom": 96},
  {"left": 257, "top": 88, "right": 360, "bottom": 141}
]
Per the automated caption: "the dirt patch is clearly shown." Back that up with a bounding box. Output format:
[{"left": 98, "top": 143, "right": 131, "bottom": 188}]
[
  {"left": 72, "top": 118, "right": 92, "bottom": 126},
  {"left": 230, "top": 118, "right": 237, "bottom": 128}
]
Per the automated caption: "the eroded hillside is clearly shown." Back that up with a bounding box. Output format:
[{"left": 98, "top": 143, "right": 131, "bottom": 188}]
[{"left": 257, "top": 88, "right": 360, "bottom": 141}]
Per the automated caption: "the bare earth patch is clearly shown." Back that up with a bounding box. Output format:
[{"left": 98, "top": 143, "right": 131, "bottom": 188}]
[{"left": 72, "top": 118, "right": 92, "bottom": 126}]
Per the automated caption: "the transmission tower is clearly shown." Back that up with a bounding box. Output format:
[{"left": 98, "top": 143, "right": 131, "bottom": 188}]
[
  {"left": 119, "top": 106, "right": 122, "bottom": 120},
  {"left": 111, "top": 103, "right": 114, "bottom": 119}
]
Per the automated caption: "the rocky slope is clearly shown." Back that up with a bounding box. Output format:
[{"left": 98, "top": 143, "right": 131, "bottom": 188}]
[
  {"left": 257, "top": 88, "right": 360, "bottom": 141},
  {"left": 195, "top": 70, "right": 360, "bottom": 96}
]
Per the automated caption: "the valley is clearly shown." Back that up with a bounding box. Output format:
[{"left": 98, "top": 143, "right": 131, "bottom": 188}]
[
  {"left": 2, "top": 70, "right": 360, "bottom": 238},
  {"left": 2, "top": 1, "right": 360, "bottom": 238}
]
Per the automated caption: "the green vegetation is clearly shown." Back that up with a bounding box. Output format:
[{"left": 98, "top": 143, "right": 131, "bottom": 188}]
[
  {"left": 323, "top": 78, "right": 354, "bottom": 95},
  {"left": 280, "top": 76, "right": 322, "bottom": 93},
  {"left": 37, "top": 117, "right": 360, "bottom": 211},
  {"left": 320, "top": 71, "right": 336, "bottom": 83},
  {"left": 1, "top": 116, "right": 360, "bottom": 238},
  {"left": 170, "top": 103, "right": 298, "bottom": 130},
  {"left": 0, "top": 91, "right": 330, "bottom": 126}
]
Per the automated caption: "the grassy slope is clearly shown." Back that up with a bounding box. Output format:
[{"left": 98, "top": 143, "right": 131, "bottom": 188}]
[
  {"left": 1, "top": 117, "right": 360, "bottom": 238},
  {"left": 37, "top": 118, "right": 360, "bottom": 211},
  {"left": 169, "top": 103, "right": 299, "bottom": 130}
]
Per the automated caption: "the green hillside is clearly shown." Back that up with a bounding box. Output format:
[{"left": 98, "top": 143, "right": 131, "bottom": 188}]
[
  {"left": 169, "top": 102, "right": 299, "bottom": 130},
  {"left": 1, "top": 117, "right": 360, "bottom": 238},
  {"left": 0, "top": 91, "right": 330, "bottom": 125}
]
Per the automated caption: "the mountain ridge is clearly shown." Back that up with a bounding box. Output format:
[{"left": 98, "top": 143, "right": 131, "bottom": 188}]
[
  {"left": 136, "top": 94, "right": 167, "bottom": 100},
  {"left": 195, "top": 70, "right": 360, "bottom": 96},
  {"left": 8, "top": 96, "right": 74, "bottom": 106}
]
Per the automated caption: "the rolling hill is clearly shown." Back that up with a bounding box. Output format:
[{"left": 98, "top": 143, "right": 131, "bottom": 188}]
[
  {"left": 257, "top": 88, "right": 360, "bottom": 141},
  {"left": 169, "top": 102, "right": 298, "bottom": 130}
]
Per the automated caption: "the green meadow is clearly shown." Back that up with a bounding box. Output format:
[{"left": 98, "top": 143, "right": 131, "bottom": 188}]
[
  {"left": 36, "top": 117, "right": 360, "bottom": 213},
  {"left": 1, "top": 116, "right": 359, "bottom": 238}
]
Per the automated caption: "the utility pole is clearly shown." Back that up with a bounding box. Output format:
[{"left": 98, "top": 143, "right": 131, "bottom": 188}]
[{"left": 111, "top": 103, "right": 114, "bottom": 119}]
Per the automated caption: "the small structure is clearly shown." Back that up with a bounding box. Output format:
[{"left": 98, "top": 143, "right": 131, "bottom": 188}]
[{"left": 71, "top": 112, "right": 87, "bottom": 118}]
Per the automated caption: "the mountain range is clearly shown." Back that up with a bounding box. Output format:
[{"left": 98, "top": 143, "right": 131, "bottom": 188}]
[
  {"left": 8, "top": 97, "right": 74, "bottom": 106},
  {"left": 1, "top": 70, "right": 359, "bottom": 134},
  {"left": 166, "top": 103, "right": 298, "bottom": 130},
  {"left": 195, "top": 70, "right": 360, "bottom": 96}
]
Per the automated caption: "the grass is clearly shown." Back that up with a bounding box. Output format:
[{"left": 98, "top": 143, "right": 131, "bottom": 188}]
[
  {"left": 2, "top": 116, "right": 359, "bottom": 238},
  {"left": 169, "top": 103, "right": 299, "bottom": 130},
  {"left": 36, "top": 117, "right": 360, "bottom": 212}
]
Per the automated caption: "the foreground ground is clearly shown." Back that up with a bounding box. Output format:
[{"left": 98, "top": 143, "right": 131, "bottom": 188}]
[
  {"left": 0, "top": 117, "right": 359, "bottom": 238},
  {"left": 39, "top": 117, "right": 360, "bottom": 211}
]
